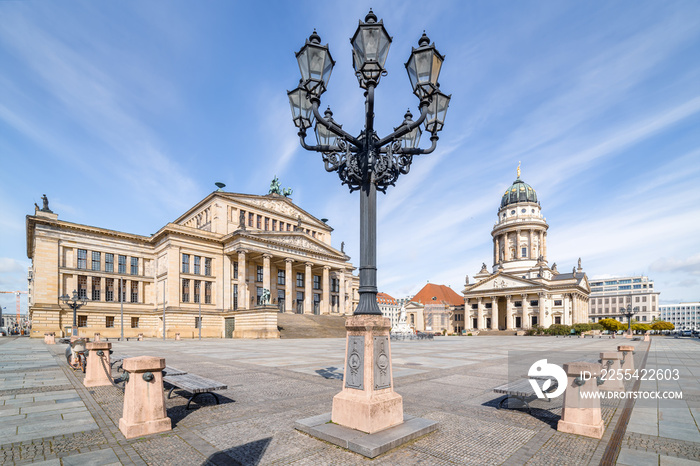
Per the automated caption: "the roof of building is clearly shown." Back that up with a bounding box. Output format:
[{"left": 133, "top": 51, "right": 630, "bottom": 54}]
[
  {"left": 376, "top": 292, "right": 397, "bottom": 305},
  {"left": 411, "top": 283, "right": 464, "bottom": 306},
  {"left": 500, "top": 177, "right": 538, "bottom": 208}
]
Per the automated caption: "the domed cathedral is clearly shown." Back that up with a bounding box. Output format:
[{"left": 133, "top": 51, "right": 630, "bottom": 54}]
[{"left": 463, "top": 166, "right": 590, "bottom": 332}]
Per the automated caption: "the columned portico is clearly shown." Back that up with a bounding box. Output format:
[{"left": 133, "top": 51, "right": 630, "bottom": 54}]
[
  {"left": 477, "top": 297, "right": 484, "bottom": 330},
  {"left": 505, "top": 295, "right": 513, "bottom": 330},
  {"left": 237, "top": 249, "right": 248, "bottom": 309},
  {"left": 304, "top": 262, "right": 312, "bottom": 314},
  {"left": 491, "top": 296, "right": 498, "bottom": 330},
  {"left": 539, "top": 292, "right": 547, "bottom": 328},
  {"left": 262, "top": 254, "right": 272, "bottom": 295},
  {"left": 522, "top": 293, "right": 530, "bottom": 329},
  {"left": 322, "top": 266, "right": 330, "bottom": 315},
  {"left": 285, "top": 259, "right": 294, "bottom": 312}
]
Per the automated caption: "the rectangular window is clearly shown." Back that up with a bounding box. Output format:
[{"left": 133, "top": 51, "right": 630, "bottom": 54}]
[
  {"left": 205, "top": 282, "right": 212, "bottom": 304},
  {"left": 117, "top": 279, "right": 126, "bottom": 302},
  {"left": 182, "top": 254, "right": 190, "bottom": 274},
  {"left": 331, "top": 278, "right": 339, "bottom": 292},
  {"left": 195, "top": 317, "right": 201, "bottom": 329},
  {"left": 92, "top": 277, "right": 101, "bottom": 301},
  {"left": 233, "top": 284, "right": 238, "bottom": 310},
  {"left": 77, "top": 249, "right": 87, "bottom": 269},
  {"left": 118, "top": 255, "right": 126, "bottom": 274},
  {"left": 130, "top": 257, "right": 138, "bottom": 275},
  {"left": 287, "top": 224, "right": 291, "bottom": 231},
  {"left": 131, "top": 281, "right": 138, "bottom": 303},
  {"left": 194, "top": 256, "right": 201, "bottom": 275},
  {"left": 105, "top": 316, "right": 114, "bottom": 328},
  {"left": 91, "top": 251, "right": 101, "bottom": 271},
  {"left": 521, "top": 247, "right": 527, "bottom": 258},
  {"left": 205, "top": 258, "right": 212, "bottom": 276},
  {"left": 554, "top": 300, "right": 562, "bottom": 306},
  {"left": 265, "top": 218, "right": 269, "bottom": 230},
  {"left": 296, "top": 272, "right": 304, "bottom": 288},
  {"left": 106, "top": 278, "right": 114, "bottom": 302},
  {"left": 278, "top": 270, "right": 285, "bottom": 285},
  {"left": 233, "top": 261, "right": 238, "bottom": 279},
  {"left": 194, "top": 280, "right": 201, "bottom": 303},
  {"left": 248, "top": 212, "right": 253, "bottom": 227},
  {"left": 530, "top": 300, "right": 539, "bottom": 307},
  {"left": 257, "top": 266, "right": 263, "bottom": 282},
  {"left": 182, "top": 279, "right": 190, "bottom": 302},
  {"left": 77, "top": 276, "right": 87, "bottom": 299},
  {"left": 554, "top": 316, "right": 562, "bottom": 325},
  {"left": 297, "top": 291, "right": 304, "bottom": 303},
  {"left": 313, "top": 275, "right": 321, "bottom": 290},
  {"left": 257, "top": 287, "right": 263, "bottom": 305},
  {"left": 131, "top": 317, "right": 139, "bottom": 329},
  {"left": 257, "top": 215, "right": 262, "bottom": 229},
  {"left": 514, "top": 301, "right": 522, "bottom": 307},
  {"left": 642, "top": 296, "right": 647, "bottom": 302},
  {"left": 471, "top": 303, "right": 478, "bottom": 310},
  {"left": 485, "top": 303, "right": 492, "bottom": 309},
  {"left": 332, "top": 295, "right": 339, "bottom": 306},
  {"left": 105, "top": 253, "right": 114, "bottom": 273},
  {"left": 635, "top": 296, "right": 640, "bottom": 302},
  {"left": 272, "top": 219, "right": 277, "bottom": 230},
  {"left": 78, "top": 315, "right": 87, "bottom": 327}
]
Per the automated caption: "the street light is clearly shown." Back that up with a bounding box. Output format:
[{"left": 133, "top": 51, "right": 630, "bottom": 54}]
[
  {"left": 60, "top": 290, "right": 88, "bottom": 337},
  {"left": 288, "top": 9, "right": 450, "bottom": 435},
  {"left": 619, "top": 302, "right": 639, "bottom": 335},
  {"left": 289, "top": 9, "right": 450, "bottom": 315}
]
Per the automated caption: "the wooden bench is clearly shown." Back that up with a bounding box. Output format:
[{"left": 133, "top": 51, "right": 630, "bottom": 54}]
[
  {"left": 162, "top": 373, "right": 228, "bottom": 409},
  {"left": 493, "top": 377, "right": 558, "bottom": 413}
]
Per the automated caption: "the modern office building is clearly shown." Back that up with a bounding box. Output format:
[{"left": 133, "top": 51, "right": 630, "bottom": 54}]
[
  {"left": 26, "top": 190, "right": 359, "bottom": 338},
  {"left": 659, "top": 302, "right": 700, "bottom": 330},
  {"left": 463, "top": 167, "right": 590, "bottom": 330},
  {"left": 588, "top": 276, "right": 660, "bottom": 323}
]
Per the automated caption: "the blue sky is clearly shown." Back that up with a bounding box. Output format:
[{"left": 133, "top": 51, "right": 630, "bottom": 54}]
[{"left": 1, "top": 0, "right": 699, "bottom": 315}]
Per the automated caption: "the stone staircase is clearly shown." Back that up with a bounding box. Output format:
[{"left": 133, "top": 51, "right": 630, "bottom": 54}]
[
  {"left": 277, "top": 313, "right": 348, "bottom": 339},
  {"left": 472, "top": 329, "right": 519, "bottom": 336}
]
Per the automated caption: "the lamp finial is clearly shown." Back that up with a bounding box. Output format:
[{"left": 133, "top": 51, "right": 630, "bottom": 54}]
[{"left": 517, "top": 161, "right": 521, "bottom": 179}]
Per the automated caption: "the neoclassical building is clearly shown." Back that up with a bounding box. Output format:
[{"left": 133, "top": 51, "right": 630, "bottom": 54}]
[
  {"left": 26, "top": 191, "right": 359, "bottom": 338},
  {"left": 463, "top": 168, "right": 590, "bottom": 330}
]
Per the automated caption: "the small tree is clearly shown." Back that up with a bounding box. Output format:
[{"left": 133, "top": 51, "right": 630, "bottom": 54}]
[
  {"left": 548, "top": 324, "right": 572, "bottom": 335},
  {"left": 572, "top": 323, "right": 592, "bottom": 334},
  {"left": 590, "top": 323, "right": 604, "bottom": 331},
  {"left": 632, "top": 323, "right": 651, "bottom": 333},
  {"left": 598, "top": 318, "right": 622, "bottom": 332},
  {"left": 651, "top": 321, "right": 675, "bottom": 331}
]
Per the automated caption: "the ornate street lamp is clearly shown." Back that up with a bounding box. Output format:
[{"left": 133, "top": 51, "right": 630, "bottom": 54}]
[
  {"left": 289, "top": 9, "right": 448, "bottom": 437},
  {"left": 60, "top": 290, "right": 88, "bottom": 337},
  {"left": 620, "top": 302, "right": 639, "bottom": 335}
]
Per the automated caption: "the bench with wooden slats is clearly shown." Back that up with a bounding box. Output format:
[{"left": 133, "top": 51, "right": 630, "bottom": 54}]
[
  {"left": 493, "top": 377, "right": 558, "bottom": 413},
  {"left": 162, "top": 373, "right": 228, "bottom": 409}
]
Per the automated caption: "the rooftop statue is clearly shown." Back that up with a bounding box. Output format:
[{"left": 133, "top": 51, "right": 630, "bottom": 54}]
[{"left": 269, "top": 176, "right": 282, "bottom": 195}]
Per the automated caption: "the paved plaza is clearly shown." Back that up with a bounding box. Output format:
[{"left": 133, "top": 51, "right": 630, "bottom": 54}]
[{"left": 1, "top": 335, "right": 700, "bottom": 465}]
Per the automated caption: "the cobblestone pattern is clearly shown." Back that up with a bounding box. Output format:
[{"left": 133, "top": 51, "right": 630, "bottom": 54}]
[
  {"left": 0, "top": 429, "right": 107, "bottom": 464},
  {"left": 623, "top": 432, "right": 700, "bottom": 461},
  {"left": 130, "top": 434, "right": 207, "bottom": 466},
  {"left": 525, "top": 430, "right": 600, "bottom": 465}
]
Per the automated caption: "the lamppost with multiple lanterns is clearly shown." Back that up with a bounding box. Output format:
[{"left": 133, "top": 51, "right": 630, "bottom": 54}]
[
  {"left": 619, "top": 302, "right": 639, "bottom": 335},
  {"left": 60, "top": 290, "right": 88, "bottom": 337},
  {"left": 288, "top": 10, "right": 449, "bottom": 436}
]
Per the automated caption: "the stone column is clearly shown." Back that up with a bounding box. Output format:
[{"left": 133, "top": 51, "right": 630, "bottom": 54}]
[
  {"left": 237, "top": 250, "right": 247, "bottom": 310},
  {"left": 84, "top": 342, "right": 112, "bottom": 387},
  {"left": 539, "top": 292, "right": 547, "bottom": 328},
  {"left": 222, "top": 255, "right": 231, "bottom": 310},
  {"left": 557, "top": 362, "right": 605, "bottom": 439},
  {"left": 529, "top": 229, "right": 533, "bottom": 259},
  {"left": 522, "top": 294, "right": 530, "bottom": 329},
  {"left": 617, "top": 345, "right": 635, "bottom": 373},
  {"left": 505, "top": 295, "right": 513, "bottom": 330},
  {"left": 493, "top": 236, "right": 497, "bottom": 265},
  {"left": 516, "top": 229, "right": 521, "bottom": 259},
  {"left": 476, "top": 298, "right": 483, "bottom": 330},
  {"left": 539, "top": 231, "right": 544, "bottom": 258},
  {"left": 331, "top": 315, "right": 403, "bottom": 434},
  {"left": 339, "top": 269, "right": 346, "bottom": 315},
  {"left": 285, "top": 258, "right": 294, "bottom": 313},
  {"left": 262, "top": 254, "right": 272, "bottom": 298},
  {"left": 543, "top": 232, "right": 548, "bottom": 259},
  {"left": 304, "top": 262, "right": 313, "bottom": 314},
  {"left": 119, "top": 356, "right": 171, "bottom": 439},
  {"left": 491, "top": 296, "right": 498, "bottom": 330},
  {"left": 322, "top": 266, "right": 330, "bottom": 315}
]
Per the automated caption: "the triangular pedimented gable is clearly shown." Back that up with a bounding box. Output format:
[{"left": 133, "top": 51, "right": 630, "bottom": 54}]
[
  {"left": 231, "top": 231, "right": 345, "bottom": 259},
  {"left": 227, "top": 194, "right": 331, "bottom": 230},
  {"left": 466, "top": 272, "right": 539, "bottom": 293}
]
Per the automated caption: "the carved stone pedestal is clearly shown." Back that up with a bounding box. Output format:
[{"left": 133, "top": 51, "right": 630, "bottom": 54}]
[
  {"left": 557, "top": 362, "right": 605, "bottom": 439},
  {"left": 331, "top": 315, "right": 403, "bottom": 434},
  {"left": 618, "top": 345, "right": 635, "bottom": 373},
  {"left": 119, "top": 356, "right": 171, "bottom": 439},
  {"left": 599, "top": 352, "right": 624, "bottom": 392},
  {"left": 84, "top": 342, "right": 112, "bottom": 388}
]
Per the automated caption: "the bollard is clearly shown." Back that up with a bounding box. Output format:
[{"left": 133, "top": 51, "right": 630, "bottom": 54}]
[
  {"left": 84, "top": 342, "right": 112, "bottom": 387},
  {"left": 94, "top": 333, "right": 101, "bottom": 342},
  {"left": 644, "top": 333, "right": 650, "bottom": 342},
  {"left": 46, "top": 333, "right": 55, "bottom": 345},
  {"left": 598, "top": 352, "right": 624, "bottom": 392},
  {"left": 175, "top": 333, "right": 181, "bottom": 341},
  {"left": 557, "top": 361, "right": 605, "bottom": 439},
  {"left": 118, "top": 356, "right": 171, "bottom": 439},
  {"left": 138, "top": 333, "right": 143, "bottom": 341},
  {"left": 617, "top": 345, "right": 635, "bottom": 373}
]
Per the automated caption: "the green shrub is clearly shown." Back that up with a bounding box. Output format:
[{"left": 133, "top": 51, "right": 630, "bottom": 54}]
[{"left": 548, "top": 324, "right": 572, "bottom": 335}]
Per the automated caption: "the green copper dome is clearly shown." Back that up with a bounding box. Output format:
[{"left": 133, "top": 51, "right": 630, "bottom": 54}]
[{"left": 500, "top": 177, "right": 538, "bottom": 208}]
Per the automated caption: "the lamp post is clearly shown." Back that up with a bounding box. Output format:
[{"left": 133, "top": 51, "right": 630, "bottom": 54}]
[
  {"left": 620, "top": 302, "right": 639, "bottom": 335},
  {"left": 289, "top": 10, "right": 449, "bottom": 435},
  {"left": 60, "top": 290, "right": 88, "bottom": 337}
]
